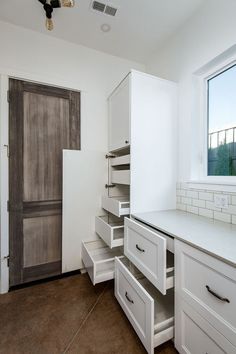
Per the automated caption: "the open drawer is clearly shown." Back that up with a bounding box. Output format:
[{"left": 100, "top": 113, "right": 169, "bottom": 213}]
[
  {"left": 82, "top": 239, "right": 123, "bottom": 285},
  {"left": 111, "top": 170, "right": 130, "bottom": 185},
  {"left": 115, "top": 257, "right": 174, "bottom": 354},
  {"left": 124, "top": 218, "right": 174, "bottom": 295},
  {"left": 102, "top": 196, "right": 130, "bottom": 217},
  {"left": 95, "top": 215, "right": 124, "bottom": 248},
  {"left": 111, "top": 154, "right": 130, "bottom": 166}
]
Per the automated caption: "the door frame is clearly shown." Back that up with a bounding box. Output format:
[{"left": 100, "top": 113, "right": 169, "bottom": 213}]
[{"left": 0, "top": 68, "right": 82, "bottom": 293}]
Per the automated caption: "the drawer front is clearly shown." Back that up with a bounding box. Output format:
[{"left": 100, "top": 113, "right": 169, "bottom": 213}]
[
  {"left": 124, "top": 218, "right": 167, "bottom": 294},
  {"left": 175, "top": 240, "right": 236, "bottom": 347},
  {"left": 175, "top": 297, "right": 236, "bottom": 354},
  {"left": 115, "top": 257, "right": 154, "bottom": 354},
  {"left": 101, "top": 196, "right": 130, "bottom": 217}
]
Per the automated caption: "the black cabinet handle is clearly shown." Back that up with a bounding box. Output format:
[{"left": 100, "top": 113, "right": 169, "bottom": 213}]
[
  {"left": 136, "top": 244, "right": 145, "bottom": 253},
  {"left": 125, "top": 291, "right": 134, "bottom": 304},
  {"left": 206, "top": 285, "right": 230, "bottom": 303}
]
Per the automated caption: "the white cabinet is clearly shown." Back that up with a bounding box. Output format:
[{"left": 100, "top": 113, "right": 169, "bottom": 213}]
[
  {"left": 108, "top": 75, "right": 130, "bottom": 152},
  {"left": 175, "top": 239, "right": 236, "bottom": 353},
  {"left": 108, "top": 70, "right": 177, "bottom": 214},
  {"left": 175, "top": 296, "right": 235, "bottom": 354}
]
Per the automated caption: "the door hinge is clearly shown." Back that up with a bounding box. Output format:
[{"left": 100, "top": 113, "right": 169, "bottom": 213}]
[
  {"left": 7, "top": 90, "right": 10, "bottom": 103},
  {"left": 7, "top": 200, "right": 9, "bottom": 212},
  {"left": 1, "top": 256, "right": 10, "bottom": 267},
  {"left": 4, "top": 144, "right": 9, "bottom": 158}
]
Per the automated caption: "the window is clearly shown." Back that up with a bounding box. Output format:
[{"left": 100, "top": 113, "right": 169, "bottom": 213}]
[{"left": 207, "top": 64, "right": 236, "bottom": 176}]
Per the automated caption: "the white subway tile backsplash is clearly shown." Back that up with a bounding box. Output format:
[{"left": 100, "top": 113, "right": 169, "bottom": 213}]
[
  {"left": 214, "top": 211, "right": 231, "bottom": 223},
  {"left": 176, "top": 189, "right": 186, "bottom": 197},
  {"left": 205, "top": 201, "right": 221, "bottom": 211},
  {"left": 199, "top": 192, "right": 214, "bottom": 201},
  {"left": 226, "top": 205, "right": 236, "bottom": 215},
  {"left": 192, "top": 199, "right": 205, "bottom": 208},
  {"left": 232, "top": 196, "right": 236, "bottom": 205},
  {"left": 186, "top": 190, "right": 198, "bottom": 199},
  {"left": 199, "top": 208, "right": 213, "bottom": 219},
  {"left": 186, "top": 205, "right": 198, "bottom": 215},
  {"left": 182, "top": 197, "right": 192, "bottom": 205},
  {"left": 176, "top": 183, "right": 236, "bottom": 224},
  {"left": 176, "top": 203, "right": 186, "bottom": 211},
  {"left": 176, "top": 196, "right": 181, "bottom": 204}
]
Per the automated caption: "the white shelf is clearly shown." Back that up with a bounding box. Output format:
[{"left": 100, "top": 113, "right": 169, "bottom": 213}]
[
  {"left": 111, "top": 170, "right": 130, "bottom": 185},
  {"left": 82, "top": 239, "right": 123, "bottom": 285},
  {"left": 95, "top": 215, "right": 124, "bottom": 248},
  {"left": 102, "top": 196, "right": 130, "bottom": 217}
]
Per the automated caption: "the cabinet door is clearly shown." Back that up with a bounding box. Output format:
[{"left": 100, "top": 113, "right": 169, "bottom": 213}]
[
  {"left": 175, "top": 297, "right": 236, "bottom": 354},
  {"left": 108, "top": 75, "right": 130, "bottom": 152},
  {"left": 62, "top": 150, "right": 106, "bottom": 272}
]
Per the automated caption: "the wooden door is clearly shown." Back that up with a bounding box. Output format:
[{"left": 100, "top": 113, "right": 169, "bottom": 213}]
[{"left": 9, "top": 79, "right": 80, "bottom": 286}]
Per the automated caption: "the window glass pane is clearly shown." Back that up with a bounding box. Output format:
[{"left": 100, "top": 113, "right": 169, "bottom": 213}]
[{"left": 208, "top": 64, "right": 236, "bottom": 176}]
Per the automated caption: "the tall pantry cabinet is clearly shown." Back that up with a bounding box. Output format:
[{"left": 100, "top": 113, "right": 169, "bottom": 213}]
[{"left": 81, "top": 70, "right": 177, "bottom": 285}]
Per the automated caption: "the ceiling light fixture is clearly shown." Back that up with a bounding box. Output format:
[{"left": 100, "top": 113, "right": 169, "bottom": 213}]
[
  {"left": 101, "top": 23, "right": 111, "bottom": 32},
  {"left": 38, "top": 0, "right": 75, "bottom": 31}
]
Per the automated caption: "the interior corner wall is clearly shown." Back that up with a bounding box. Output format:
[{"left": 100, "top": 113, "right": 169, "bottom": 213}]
[
  {"left": 0, "top": 20, "right": 145, "bottom": 292},
  {"left": 146, "top": 0, "right": 236, "bottom": 182}
]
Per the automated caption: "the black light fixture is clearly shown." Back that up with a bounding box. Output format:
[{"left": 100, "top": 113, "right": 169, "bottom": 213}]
[{"left": 38, "top": 0, "right": 75, "bottom": 31}]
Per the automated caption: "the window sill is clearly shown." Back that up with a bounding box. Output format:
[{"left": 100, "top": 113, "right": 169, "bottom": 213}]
[{"left": 182, "top": 180, "right": 236, "bottom": 193}]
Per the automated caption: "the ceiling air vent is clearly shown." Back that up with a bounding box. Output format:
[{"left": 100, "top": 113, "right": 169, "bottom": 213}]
[
  {"left": 92, "top": 1, "right": 106, "bottom": 13},
  {"left": 91, "top": 1, "right": 118, "bottom": 17},
  {"left": 104, "top": 5, "right": 117, "bottom": 16}
]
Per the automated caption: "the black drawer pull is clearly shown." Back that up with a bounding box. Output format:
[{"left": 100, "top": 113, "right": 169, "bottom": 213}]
[
  {"left": 125, "top": 291, "right": 134, "bottom": 304},
  {"left": 206, "top": 285, "right": 230, "bottom": 303},
  {"left": 136, "top": 244, "right": 145, "bottom": 253}
]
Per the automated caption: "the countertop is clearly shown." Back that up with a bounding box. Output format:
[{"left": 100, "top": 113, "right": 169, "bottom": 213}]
[{"left": 133, "top": 210, "right": 236, "bottom": 267}]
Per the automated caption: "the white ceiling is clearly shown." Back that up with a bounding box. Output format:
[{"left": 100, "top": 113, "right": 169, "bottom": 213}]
[{"left": 0, "top": 0, "right": 205, "bottom": 63}]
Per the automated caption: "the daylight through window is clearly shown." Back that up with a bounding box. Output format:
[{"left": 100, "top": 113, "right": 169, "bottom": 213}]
[{"left": 207, "top": 64, "right": 236, "bottom": 176}]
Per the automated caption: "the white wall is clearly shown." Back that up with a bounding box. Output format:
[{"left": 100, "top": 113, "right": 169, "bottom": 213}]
[
  {"left": 0, "top": 20, "right": 144, "bottom": 292},
  {"left": 146, "top": 0, "right": 236, "bottom": 182}
]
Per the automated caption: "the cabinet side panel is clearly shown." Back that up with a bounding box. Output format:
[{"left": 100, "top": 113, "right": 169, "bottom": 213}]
[{"left": 130, "top": 72, "right": 178, "bottom": 214}]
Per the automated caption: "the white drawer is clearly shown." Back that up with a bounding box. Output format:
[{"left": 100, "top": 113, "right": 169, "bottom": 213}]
[
  {"left": 95, "top": 215, "right": 124, "bottom": 248},
  {"left": 111, "top": 154, "right": 130, "bottom": 166},
  {"left": 175, "top": 240, "right": 236, "bottom": 347},
  {"left": 102, "top": 196, "right": 130, "bottom": 217},
  {"left": 175, "top": 297, "right": 236, "bottom": 354},
  {"left": 115, "top": 257, "right": 174, "bottom": 354},
  {"left": 82, "top": 239, "right": 123, "bottom": 285},
  {"left": 124, "top": 218, "right": 174, "bottom": 295},
  {"left": 111, "top": 170, "right": 130, "bottom": 185}
]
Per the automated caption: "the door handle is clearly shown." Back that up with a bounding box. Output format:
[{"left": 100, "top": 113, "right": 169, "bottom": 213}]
[
  {"left": 125, "top": 291, "right": 134, "bottom": 304},
  {"left": 206, "top": 285, "right": 230, "bottom": 303},
  {"left": 136, "top": 244, "right": 145, "bottom": 253}
]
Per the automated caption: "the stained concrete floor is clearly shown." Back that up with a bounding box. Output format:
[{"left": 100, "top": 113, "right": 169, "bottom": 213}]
[{"left": 0, "top": 274, "right": 178, "bottom": 354}]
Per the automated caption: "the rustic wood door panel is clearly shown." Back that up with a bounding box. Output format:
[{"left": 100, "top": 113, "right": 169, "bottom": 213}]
[
  {"left": 9, "top": 79, "right": 80, "bottom": 286},
  {"left": 23, "top": 92, "right": 70, "bottom": 201}
]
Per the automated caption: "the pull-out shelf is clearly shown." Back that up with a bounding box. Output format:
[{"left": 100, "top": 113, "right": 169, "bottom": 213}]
[
  {"left": 95, "top": 215, "right": 124, "bottom": 248},
  {"left": 124, "top": 218, "right": 174, "bottom": 295},
  {"left": 111, "top": 170, "right": 130, "bottom": 185},
  {"left": 102, "top": 196, "right": 130, "bottom": 217},
  {"left": 111, "top": 154, "right": 130, "bottom": 167},
  {"left": 115, "top": 257, "right": 174, "bottom": 354},
  {"left": 82, "top": 239, "right": 123, "bottom": 285}
]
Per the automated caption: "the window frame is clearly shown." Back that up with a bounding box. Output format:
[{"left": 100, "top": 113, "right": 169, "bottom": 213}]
[{"left": 197, "top": 57, "right": 236, "bottom": 185}]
